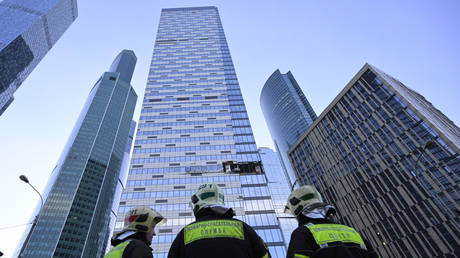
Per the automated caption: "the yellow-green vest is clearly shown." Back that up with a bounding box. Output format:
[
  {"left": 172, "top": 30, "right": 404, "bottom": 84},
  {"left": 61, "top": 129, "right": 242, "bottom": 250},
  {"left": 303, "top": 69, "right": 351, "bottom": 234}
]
[{"left": 104, "top": 240, "right": 131, "bottom": 258}]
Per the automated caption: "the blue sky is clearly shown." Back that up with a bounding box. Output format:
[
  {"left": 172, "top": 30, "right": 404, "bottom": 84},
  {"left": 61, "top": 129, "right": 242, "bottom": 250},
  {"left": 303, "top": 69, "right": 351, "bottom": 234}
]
[{"left": 0, "top": 0, "right": 459, "bottom": 255}]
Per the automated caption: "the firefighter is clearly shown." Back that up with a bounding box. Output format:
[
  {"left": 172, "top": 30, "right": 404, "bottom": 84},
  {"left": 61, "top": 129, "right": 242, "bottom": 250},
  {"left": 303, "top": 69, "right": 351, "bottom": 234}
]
[
  {"left": 105, "top": 206, "right": 166, "bottom": 258},
  {"left": 168, "top": 183, "right": 270, "bottom": 258},
  {"left": 285, "top": 185, "right": 379, "bottom": 258}
]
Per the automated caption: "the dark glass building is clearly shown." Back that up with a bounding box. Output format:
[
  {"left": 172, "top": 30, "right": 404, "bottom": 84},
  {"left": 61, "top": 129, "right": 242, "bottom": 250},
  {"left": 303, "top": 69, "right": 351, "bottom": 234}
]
[
  {"left": 0, "top": 0, "right": 78, "bottom": 116},
  {"left": 115, "top": 7, "right": 286, "bottom": 257},
  {"left": 260, "top": 70, "right": 317, "bottom": 187},
  {"left": 17, "top": 50, "right": 138, "bottom": 257},
  {"left": 289, "top": 63, "right": 460, "bottom": 257}
]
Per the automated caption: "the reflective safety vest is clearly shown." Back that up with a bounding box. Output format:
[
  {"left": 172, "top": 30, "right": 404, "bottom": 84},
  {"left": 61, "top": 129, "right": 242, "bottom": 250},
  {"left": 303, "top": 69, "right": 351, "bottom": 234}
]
[
  {"left": 294, "top": 223, "right": 367, "bottom": 258},
  {"left": 104, "top": 240, "right": 132, "bottom": 258},
  {"left": 306, "top": 223, "right": 367, "bottom": 250},
  {"left": 182, "top": 219, "right": 270, "bottom": 258}
]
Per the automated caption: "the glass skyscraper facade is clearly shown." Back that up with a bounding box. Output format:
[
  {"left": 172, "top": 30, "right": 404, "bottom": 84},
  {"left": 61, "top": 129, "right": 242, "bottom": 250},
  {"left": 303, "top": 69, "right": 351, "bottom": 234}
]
[
  {"left": 260, "top": 70, "right": 317, "bottom": 187},
  {"left": 289, "top": 63, "right": 460, "bottom": 257},
  {"left": 258, "top": 147, "right": 297, "bottom": 249},
  {"left": 0, "top": 0, "right": 78, "bottom": 116},
  {"left": 17, "top": 50, "right": 138, "bottom": 257},
  {"left": 116, "top": 7, "right": 285, "bottom": 257}
]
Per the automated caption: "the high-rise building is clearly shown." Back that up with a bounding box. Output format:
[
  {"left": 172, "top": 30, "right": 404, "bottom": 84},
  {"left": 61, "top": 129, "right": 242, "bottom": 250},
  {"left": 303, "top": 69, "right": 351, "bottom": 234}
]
[
  {"left": 260, "top": 70, "right": 317, "bottom": 187},
  {"left": 0, "top": 0, "right": 78, "bottom": 116},
  {"left": 17, "top": 50, "right": 138, "bottom": 257},
  {"left": 258, "top": 147, "right": 297, "bottom": 247},
  {"left": 116, "top": 7, "right": 286, "bottom": 257},
  {"left": 288, "top": 63, "right": 460, "bottom": 257}
]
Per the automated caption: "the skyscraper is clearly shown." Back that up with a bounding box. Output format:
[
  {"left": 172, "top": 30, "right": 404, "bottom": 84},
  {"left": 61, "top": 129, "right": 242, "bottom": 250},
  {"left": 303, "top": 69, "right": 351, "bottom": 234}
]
[
  {"left": 260, "top": 70, "right": 317, "bottom": 187},
  {"left": 258, "top": 147, "right": 297, "bottom": 247},
  {"left": 17, "top": 50, "right": 138, "bottom": 257},
  {"left": 0, "top": 0, "right": 78, "bottom": 116},
  {"left": 116, "top": 7, "right": 286, "bottom": 257},
  {"left": 289, "top": 63, "right": 460, "bottom": 257}
]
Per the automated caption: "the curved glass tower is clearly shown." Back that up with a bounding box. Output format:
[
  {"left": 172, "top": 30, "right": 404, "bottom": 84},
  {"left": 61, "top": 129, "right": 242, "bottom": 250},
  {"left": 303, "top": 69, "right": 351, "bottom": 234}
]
[
  {"left": 17, "top": 50, "right": 138, "bottom": 257},
  {"left": 260, "top": 69, "right": 317, "bottom": 187}
]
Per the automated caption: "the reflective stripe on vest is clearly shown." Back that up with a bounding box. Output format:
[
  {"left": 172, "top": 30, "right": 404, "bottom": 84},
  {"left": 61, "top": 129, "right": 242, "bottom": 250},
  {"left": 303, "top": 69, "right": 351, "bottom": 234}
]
[
  {"left": 306, "top": 223, "right": 367, "bottom": 250},
  {"left": 294, "top": 254, "right": 310, "bottom": 258},
  {"left": 103, "top": 240, "right": 131, "bottom": 258},
  {"left": 184, "top": 220, "right": 244, "bottom": 245}
]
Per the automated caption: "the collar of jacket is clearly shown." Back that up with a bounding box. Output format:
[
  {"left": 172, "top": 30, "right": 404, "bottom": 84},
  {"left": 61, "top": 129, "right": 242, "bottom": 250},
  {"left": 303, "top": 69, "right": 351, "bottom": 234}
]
[
  {"left": 111, "top": 230, "right": 152, "bottom": 249},
  {"left": 195, "top": 205, "right": 235, "bottom": 220}
]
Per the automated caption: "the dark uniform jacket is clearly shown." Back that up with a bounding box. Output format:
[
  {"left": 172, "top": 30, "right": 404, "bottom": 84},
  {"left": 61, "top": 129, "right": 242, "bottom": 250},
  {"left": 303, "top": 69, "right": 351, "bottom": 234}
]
[
  {"left": 105, "top": 232, "right": 153, "bottom": 258},
  {"left": 287, "top": 218, "right": 379, "bottom": 258},
  {"left": 168, "top": 208, "right": 270, "bottom": 258}
]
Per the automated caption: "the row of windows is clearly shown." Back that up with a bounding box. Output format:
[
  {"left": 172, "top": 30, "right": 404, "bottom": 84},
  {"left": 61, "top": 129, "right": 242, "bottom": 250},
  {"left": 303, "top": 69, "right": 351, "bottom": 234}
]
[
  {"left": 242, "top": 186, "right": 271, "bottom": 197},
  {"left": 152, "top": 47, "right": 221, "bottom": 55},
  {"left": 154, "top": 45, "right": 227, "bottom": 52},
  {"left": 152, "top": 44, "right": 222, "bottom": 52},
  {"left": 244, "top": 199, "right": 274, "bottom": 212},
  {"left": 145, "top": 89, "right": 227, "bottom": 96},
  {"left": 131, "top": 154, "right": 239, "bottom": 164},
  {"left": 135, "top": 135, "right": 233, "bottom": 144},
  {"left": 138, "top": 119, "right": 231, "bottom": 127},
  {"left": 148, "top": 67, "right": 227, "bottom": 75},
  {"left": 147, "top": 84, "right": 240, "bottom": 93},
  {"left": 129, "top": 164, "right": 222, "bottom": 174},
  {"left": 131, "top": 153, "right": 260, "bottom": 164},
  {"left": 151, "top": 54, "right": 225, "bottom": 62},
  {"left": 146, "top": 81, "right": 231, "bottom": 89},
  {"left": 148, "top": 74, "right": 231, "bottom": 83},
  {"left": 136, "top": 127, "right": 235, "bottom": 136},
  {"left": 133, "top": 144, "right": 256, "bottom": 154},
  {"left": 142, "top": 99, "right": 229, "bottom": 107},
  {"left": 141, "top": 104, "right": 230, "bottom": 113},
  {"left": 127, "top": 175, "right": 240, "bottom": 187},
  {"left": 147, "top": 78, "right": 237, "bottom": 86},
  {"left": 148, "top": 57, "right": 230, "bottom": 65},
  {"left": 149, "top": 64, "right": 234, "bottom": 72},
  {"left": 148, "top": 74, "right": 235, "bottom": 82},
  {"left": 153, "top": 50, "right": 226, "bottom": 58},
  {"left": 140, "top": 112, "right": 232, "bottom": 120},
  {"left": 155, "top": 35, "right": 223, "bottom": 41},
  {"left": 240, "top": 174, "right": 267, "bottom": 185},
  {"left": 143, "top": 95, "right": 230, "bottom": 104},
  {"left": 121, "top": 187, "right": 242, "bottom": 200},
  {"left": 119, "top": 200, "right": 244, "bottom": 214},
  {"left": 150, "top": 57, "right": 228, "bottom": 65},
  {"left": 256, "top": 228, "right": 284, "bottom": 243}
]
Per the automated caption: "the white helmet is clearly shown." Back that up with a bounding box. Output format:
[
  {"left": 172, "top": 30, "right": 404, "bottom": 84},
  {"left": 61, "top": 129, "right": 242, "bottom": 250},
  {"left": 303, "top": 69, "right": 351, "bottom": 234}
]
[
  {"left": 124, "top": 206, "right": 166, "bottom": 232},
  {"left": 190, "top": 183, "right": 225, "bottom": 214},
  {"left": 285, "top": 185, "right": 325, "bottom": 216}
]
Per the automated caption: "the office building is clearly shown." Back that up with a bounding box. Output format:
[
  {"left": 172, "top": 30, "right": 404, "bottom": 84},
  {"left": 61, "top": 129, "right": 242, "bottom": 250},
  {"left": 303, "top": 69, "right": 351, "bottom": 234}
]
[
  {"left": 17, "top": 50, "right": 138, "bottom": 257},
  {"left": 289, "top": 63, "right": 460, "bottom": 257},
  {"left": 261, "top": 70, "right": 317, "bottom": 187},
  {"left": 116, "top": 7, "right": 286, "bottom": 257},
  {"left": 258, "top": 147, "right": 297, "bottom": 247},
  {"left": 0, "top": 0, "right": 78, "bottom": 116}
]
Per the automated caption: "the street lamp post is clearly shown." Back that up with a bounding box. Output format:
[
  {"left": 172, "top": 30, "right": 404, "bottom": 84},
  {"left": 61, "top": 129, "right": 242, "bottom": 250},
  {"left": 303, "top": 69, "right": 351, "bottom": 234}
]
[{"left": 18, "top": 175, "right": 44, "bottom": 257}]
